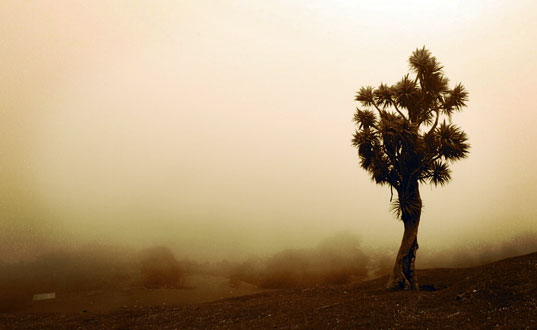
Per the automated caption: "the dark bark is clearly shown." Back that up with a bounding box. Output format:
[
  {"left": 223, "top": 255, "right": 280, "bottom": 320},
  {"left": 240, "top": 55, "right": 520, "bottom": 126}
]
[{"left": 387, "top": 182, "right": 422, "bottom": 290}]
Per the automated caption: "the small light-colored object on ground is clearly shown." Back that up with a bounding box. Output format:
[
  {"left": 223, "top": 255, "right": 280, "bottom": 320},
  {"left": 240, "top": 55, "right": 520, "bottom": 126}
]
[
  {"left": 315, "top": 303, "right": 342, "bottom": 310},
  {"left": 33, "top": 292, "right": 56, "bottom": 301},
  {"left": 447, "top": 311, "right": 460, "bottom": 318}
]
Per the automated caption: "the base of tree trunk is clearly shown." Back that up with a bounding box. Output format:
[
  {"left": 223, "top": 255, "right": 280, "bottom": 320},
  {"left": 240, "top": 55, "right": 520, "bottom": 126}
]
[{"left": 386, "top": 220, "right": 420, "bottom": 291}]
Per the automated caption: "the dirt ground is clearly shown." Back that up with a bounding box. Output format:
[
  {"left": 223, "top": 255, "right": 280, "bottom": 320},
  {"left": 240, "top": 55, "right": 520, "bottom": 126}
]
[
  {"left": 1, "top": 252, "right": 536, "bottom": 329},
  {"left": 12, "top": 274, "right": 261, "bottom": 314}
]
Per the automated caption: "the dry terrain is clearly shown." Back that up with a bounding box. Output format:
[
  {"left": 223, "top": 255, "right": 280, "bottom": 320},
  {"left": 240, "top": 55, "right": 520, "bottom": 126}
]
[{"left": 1, "top": 252, "right": 536, "bottom": 329}]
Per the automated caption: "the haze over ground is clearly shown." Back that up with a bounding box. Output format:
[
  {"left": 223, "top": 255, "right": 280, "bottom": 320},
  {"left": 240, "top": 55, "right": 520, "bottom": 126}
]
[{"left": 1, "top": 1, "right": 537, "bottom": 263}]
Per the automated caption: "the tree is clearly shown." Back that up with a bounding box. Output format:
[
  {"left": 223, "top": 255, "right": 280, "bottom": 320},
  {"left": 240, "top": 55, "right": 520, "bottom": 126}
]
[{"left": 352, "top": 47, "right": 470, "bottom": 290}]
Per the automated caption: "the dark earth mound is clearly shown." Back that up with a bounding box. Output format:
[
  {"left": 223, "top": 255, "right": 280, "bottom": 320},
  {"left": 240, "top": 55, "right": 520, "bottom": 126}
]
[{"left": 1, "top": 252, "right": 536, "bottom": 329}]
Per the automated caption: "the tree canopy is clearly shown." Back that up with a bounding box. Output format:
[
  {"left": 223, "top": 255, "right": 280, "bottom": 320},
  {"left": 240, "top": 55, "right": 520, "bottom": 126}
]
[{"left": 352, "top": 47, "right": 470, "bottom": 219}]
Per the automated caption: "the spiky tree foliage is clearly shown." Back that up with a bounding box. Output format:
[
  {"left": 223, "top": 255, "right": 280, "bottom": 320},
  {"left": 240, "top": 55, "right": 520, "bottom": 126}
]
[{"left": 352, "top": 47, "right": 470, "bottom": 290}]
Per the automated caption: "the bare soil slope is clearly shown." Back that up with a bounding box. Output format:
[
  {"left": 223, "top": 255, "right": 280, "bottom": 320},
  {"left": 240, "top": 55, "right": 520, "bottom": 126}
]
[{"left": 2, "top": 252, "right": 536, "bottom": 329}]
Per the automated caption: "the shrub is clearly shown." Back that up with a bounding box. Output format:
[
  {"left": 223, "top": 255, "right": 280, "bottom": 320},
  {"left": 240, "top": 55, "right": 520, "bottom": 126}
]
[{"left": 139, "top": 246, "right": 184, "bottom": 289}]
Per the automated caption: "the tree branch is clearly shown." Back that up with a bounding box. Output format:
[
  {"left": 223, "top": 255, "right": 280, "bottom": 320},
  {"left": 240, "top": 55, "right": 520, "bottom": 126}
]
[
  {"left": 373, "top": 140, "right": 401, "bottom": 189},
  {"left": 411, "top": 153, "right": 442, "bottom": 180},
  {"left": 380, "top": 143, "right": 402, "bottom": 187},
  {"left": 426, "top": 108, "right": 440, "bottom": 136},
  {"left": 413, "top": 72, "right": 419, "bottom": 86},
  {"left": 393, "top": 103, "right": 407, "bottom": 121},
  {"left": 371, "top": 101, "right": 383, "bottom": 117}
]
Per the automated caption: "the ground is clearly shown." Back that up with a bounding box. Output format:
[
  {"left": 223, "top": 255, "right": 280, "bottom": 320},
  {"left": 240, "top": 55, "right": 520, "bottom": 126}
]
[{"left": 1, "top": 252, "right": 536, "bottom": 329}]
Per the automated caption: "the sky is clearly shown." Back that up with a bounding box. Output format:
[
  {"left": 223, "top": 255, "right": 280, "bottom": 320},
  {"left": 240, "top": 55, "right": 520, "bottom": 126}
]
[{"left": 1, "top": 0, "right": 537, "bottom": 262}]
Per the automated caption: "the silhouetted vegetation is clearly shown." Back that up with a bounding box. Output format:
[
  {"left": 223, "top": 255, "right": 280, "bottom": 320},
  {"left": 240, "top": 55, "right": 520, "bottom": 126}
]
[
  {"left": 352, "top": 47, "right": 470, "bottom": 290},
  {"left": 139, "top": 246, "right": 185, "bottom": 289},
  {"left": 230, "top": 233, "right": 371, "bottom": 288}
]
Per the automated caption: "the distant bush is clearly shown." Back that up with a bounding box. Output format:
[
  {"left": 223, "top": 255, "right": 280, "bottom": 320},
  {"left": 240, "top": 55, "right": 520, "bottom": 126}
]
[
  {"left": 420, "top": 232, "right": 537, "bottom": 268},
  {"left": 231, "top": 232, "right": 370, "bottom": 289},
  {"left": 139, "top": 246, "right": 184, "bottom": 289}
]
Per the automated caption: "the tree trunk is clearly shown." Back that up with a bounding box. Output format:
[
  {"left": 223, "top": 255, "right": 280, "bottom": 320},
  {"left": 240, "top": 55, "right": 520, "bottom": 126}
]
[{"left": 386, "top": 184, "right": 422, "bottom": 290}]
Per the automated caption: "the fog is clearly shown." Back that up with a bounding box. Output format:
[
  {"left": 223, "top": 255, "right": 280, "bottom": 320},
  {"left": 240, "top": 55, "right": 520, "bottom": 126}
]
[{"left": 2, "top": 1, "right": 537, "bottom": 266}]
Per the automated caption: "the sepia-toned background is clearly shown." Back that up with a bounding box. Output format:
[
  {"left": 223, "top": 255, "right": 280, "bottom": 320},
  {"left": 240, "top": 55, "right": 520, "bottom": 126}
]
[{"left": 1, "top": 0, "right": 536, "bottom": 263}]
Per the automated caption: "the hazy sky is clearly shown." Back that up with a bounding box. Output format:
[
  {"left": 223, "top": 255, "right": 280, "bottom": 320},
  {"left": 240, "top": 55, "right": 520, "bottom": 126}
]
[{"left": 2, "top": 0, "right": 537, "bottom": 262}]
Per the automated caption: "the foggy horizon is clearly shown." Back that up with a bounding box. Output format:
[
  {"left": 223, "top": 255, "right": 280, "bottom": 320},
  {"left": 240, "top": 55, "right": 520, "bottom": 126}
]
[{"left": 2, "top": 0, "right": 537, "bottom": 264}]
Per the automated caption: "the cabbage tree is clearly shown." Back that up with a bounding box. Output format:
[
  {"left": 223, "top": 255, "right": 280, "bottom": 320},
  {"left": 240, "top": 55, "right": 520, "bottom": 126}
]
[{"left": 352, "top": 47, "right": 470, "bottom": 290}]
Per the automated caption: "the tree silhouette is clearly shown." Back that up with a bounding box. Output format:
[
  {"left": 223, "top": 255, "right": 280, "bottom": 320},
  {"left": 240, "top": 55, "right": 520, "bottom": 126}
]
[{"left": 352, "top": 47, "right": 470, "bottom": 290}]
